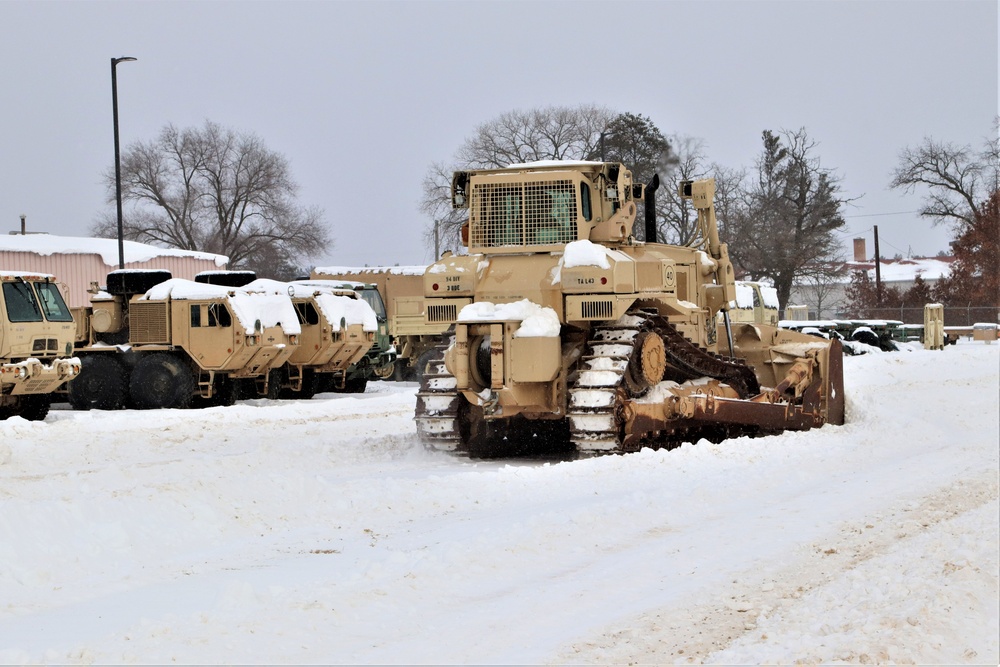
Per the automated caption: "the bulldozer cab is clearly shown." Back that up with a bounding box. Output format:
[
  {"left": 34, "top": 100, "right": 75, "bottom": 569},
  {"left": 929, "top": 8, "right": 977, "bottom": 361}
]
[{"left": 452, "top": 161, "right": 642, "bottom": 253}]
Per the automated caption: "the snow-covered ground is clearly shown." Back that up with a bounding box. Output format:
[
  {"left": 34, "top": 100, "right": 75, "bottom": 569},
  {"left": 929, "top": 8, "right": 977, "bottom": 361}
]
[{"left": 1, "top": 342, "right": 997, "bottom": 665}]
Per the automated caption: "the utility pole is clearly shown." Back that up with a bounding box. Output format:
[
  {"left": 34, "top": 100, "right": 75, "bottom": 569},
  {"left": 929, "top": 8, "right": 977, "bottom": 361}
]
[
  {"left": 434, "top": 219, "right": 440, "bottom": 259},
  {"left": 873, "top": 225, "right": 882, "bottom": 305}
]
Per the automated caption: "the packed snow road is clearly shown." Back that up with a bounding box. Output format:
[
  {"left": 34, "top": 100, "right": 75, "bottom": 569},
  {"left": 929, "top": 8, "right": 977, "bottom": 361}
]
[{"left": 1, "top": 342, "right": 997, "bottom": 665}]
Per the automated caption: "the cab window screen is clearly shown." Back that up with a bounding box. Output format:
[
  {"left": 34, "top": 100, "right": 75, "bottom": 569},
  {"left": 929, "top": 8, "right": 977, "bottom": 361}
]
[
  {"left": 191, "top": 304, "right": 202, "bottom": 327},
  {"left": 580, "top": 183, "right": 592, "bottom": 221},
  {"left": 34, "top": 282, "right": 74, "bottom": 322},
  {"left": 3, "top": 282, "right": 43, "bottom": 322}
]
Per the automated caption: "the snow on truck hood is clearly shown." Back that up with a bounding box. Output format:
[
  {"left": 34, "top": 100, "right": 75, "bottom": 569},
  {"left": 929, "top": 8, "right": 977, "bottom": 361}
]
[
  {"left": 141, "top": 278, "right": 302, "bottom": 336},
  {"left": 458, "top": 299, "right": 561, "bottom": 337}
]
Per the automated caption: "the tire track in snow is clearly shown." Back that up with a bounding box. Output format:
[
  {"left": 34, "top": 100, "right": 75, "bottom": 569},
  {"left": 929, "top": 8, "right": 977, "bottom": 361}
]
[{"left": 555, "top": 469, "right": 998, "bottom": 665}]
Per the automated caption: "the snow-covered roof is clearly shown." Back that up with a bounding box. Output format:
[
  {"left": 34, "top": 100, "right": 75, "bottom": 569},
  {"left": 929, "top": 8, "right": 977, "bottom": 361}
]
[
  {"left": 0, "top": 233, "right": 228, "bottom": 267},
  {"left": 314, "top": 265, "right": 426, "bottom": 276},
  {"left": 844, "top": 257, "right": 953, "bottom": 283}
]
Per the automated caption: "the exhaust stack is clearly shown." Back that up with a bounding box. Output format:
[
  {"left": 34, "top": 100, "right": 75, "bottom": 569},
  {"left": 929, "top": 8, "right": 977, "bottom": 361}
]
[{"left": 644, "top": 174, "right": 659, "bottom": 243}]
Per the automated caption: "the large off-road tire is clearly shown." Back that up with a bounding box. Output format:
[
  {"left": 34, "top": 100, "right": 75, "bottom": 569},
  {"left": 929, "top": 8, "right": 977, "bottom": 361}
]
[
  {"left": 18, "top": 395, "right": 51, "bottom": 421},
  {"left": 68, "top": 354, "right": 129, "bottom": 410},
  {"left": 129, "top": 353, "right": 195, "bottom": 409},
  {"left": 194, "top": 270, "right": 256, "bottom": 287}
]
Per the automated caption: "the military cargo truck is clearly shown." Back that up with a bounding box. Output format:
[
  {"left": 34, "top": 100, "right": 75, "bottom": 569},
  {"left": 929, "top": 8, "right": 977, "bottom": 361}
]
[
  {"left": 726, "top": 281, "right": 780, "bottom": 326},
  {"left": 311, "top": 266, "right": 445, "bottom": 379},
  {"left": 68, "top": 270, "right": 300, "bottom": 410},
  {"left": 243, "top": 278, "right": 379, "bottom": 396},
  {"left": 0, "top": 272, "right": 81, "bottom": 420},
  {"left": 300, "top": 276, "right": 397, "bottom": 388},
  {"left": 414, "top": 161, "right": 845, "bottom": 457}
]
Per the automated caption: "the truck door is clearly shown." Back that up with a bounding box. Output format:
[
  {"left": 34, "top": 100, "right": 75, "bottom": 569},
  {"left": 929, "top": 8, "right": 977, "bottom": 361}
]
[{"left": 187, "top": 302, "right": 236, "bottom": 368}]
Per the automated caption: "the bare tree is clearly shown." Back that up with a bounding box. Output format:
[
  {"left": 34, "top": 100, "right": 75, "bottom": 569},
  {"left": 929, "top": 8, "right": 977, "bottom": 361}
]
[
  {"left": 93, "top": 120, "right": 329, "bottom": 277},
  {"left": 457, "top": 105, "right": 614, "bottom": 168},
  {"left": 655, "top": 134, "right": 711, "bottom": 245},
  {"left": 889, "top": 122, "right": 1000, "bottom": 233},
  {"left": 727, "top": 128, "right": 852, "bottom": 308}
]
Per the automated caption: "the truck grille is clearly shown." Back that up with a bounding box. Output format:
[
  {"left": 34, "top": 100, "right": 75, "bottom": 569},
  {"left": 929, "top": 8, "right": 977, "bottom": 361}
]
[
  {"left": 32, "top": 338, "right": 59, "bottom": 356},
  {"left": 427, "top": 304, "right": 457, "bottom": 323},
  {"left": 129, "top": 302, "right": 170, "bottom": 343},
  {"left": 581, "top": 300, "right": 614, "bottom": 319},
  {"left": 471, "top": 179, "right": 577, "bottom": 248}
]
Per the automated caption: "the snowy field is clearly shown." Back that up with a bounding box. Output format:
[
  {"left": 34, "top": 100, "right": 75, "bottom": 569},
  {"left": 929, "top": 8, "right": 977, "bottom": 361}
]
[{"left": 1, "top": 342, "right": 997, "bottom": 665}]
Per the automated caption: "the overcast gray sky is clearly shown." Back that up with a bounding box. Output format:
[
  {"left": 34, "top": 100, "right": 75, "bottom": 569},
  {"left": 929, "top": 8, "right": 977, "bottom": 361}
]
[{"left": 1, "top": 0, "right": 996, "bottom": 269}]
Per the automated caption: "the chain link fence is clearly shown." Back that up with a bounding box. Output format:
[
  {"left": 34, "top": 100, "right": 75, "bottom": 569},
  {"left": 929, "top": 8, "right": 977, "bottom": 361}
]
[{"left": 839, "top": 306, "right": 999, "bottom": 327}]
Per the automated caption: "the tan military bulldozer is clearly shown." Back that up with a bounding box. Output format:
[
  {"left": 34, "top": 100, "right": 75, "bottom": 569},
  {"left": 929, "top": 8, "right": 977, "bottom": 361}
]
[{"left": 414, "top": 161, "right": 844, "bottom": 457}]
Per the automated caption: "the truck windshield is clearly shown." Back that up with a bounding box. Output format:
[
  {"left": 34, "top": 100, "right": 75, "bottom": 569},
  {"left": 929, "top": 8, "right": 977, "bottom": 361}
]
[
  {"left": 2, "top": 281, "right": 43, "bottom": 322},
  {"left": 358, "top": 288, "right": 386, "bottom": 318},
  {"left": 34, "top": 282, "right": 74, "bottom": 322}
]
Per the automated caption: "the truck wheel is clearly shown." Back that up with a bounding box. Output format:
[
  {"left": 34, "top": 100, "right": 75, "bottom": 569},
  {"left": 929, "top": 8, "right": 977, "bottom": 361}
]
[
  {"left": 298, "top": 369, "right": 319, "bottom": 399},
  {"left": 216, "top": 376, "right": 240, "bottom": 406},
  {"left": 18, "top": 395, "right": 51, "bottom": 421},
  {"left": 130, "top": 353, "right": 194, "bottom": 409},
  {"left": 342, "top": 377, "right": 367, "bottom": 393},
  {"left": 265, "top": 369, "right": 282, "bottom": 400},
  {"left": 68, "top": 355, "right": 128, "bottom": 410}
]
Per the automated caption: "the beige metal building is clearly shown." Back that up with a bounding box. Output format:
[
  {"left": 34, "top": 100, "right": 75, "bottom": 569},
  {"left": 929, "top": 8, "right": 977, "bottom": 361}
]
[{"left": 0, "top": 234, "right": 228, "bottom": 307}]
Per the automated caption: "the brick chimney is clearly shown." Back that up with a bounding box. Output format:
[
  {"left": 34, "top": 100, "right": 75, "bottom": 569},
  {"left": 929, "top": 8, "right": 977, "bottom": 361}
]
[{"left": 853, "top": 237, "right": 866, "bottom": 262}]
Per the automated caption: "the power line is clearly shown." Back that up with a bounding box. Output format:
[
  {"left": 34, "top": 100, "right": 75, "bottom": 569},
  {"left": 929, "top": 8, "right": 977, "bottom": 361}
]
[{"left": 843, "top": 210, "right": 920, "bottom": 218}]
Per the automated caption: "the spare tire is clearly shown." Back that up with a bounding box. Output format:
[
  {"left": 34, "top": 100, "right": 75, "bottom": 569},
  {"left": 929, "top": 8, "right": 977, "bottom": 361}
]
[
  {"left": 195, "top": 271, "right": 257, "bottom": 287},
  {"left": 106, "top": 270, "right": 173, "bottom": 296}
]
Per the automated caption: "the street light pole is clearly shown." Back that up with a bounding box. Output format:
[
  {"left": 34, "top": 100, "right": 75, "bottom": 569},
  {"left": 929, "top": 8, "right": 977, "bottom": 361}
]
[{"left": 111, "top": 56, "right": 137, "bottom": 270}]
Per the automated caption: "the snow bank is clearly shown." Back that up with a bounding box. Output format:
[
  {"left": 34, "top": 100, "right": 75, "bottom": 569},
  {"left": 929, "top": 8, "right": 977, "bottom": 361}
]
[{"left": 0, "top": 344, "right": 996, "bottom": 665}]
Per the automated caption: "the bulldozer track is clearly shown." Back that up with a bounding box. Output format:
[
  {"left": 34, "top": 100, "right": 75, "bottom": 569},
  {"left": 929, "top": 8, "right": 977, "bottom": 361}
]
[
  {"left": 567, "top": 310, "right": 761, "bottom": 455},
  {"left": 417, "top": 311, "right": 764, "bottom": 457},
  {"left": 414, "top": 340, "right": 461, "bottom": 451},
  {"left": 567, "top": 315, "right": 644, "bottom": 453}
]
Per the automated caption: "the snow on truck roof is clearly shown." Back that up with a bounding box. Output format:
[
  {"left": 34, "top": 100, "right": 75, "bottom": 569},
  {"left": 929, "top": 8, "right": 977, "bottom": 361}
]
[
  {"left": 0, "top": 233, "right": 228, "bottom": 267},
  {"left": 140, "top": 278, "right": 301, "bottom": 336},
  {"left": 0, "top": 270, "right": 56, "bottom": 280},
  {"left": 245, "top": 279, "right": 378, "bottom": 332}
]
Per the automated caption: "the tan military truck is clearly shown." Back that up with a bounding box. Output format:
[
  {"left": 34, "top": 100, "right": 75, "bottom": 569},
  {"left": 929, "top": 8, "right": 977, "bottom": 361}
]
[
  {"left": 68, "top": 270, "right": 300, "bottom": 410},
  {"left": 725, "top": 281, "right": 780, "bottom": 326},
  {"left": 415, "top": 162, "right": 845, "bottom": 457},
  {"left": 311, "top": 266, "right": 445, "bottom": 379},
  {"left": 0, "top": 271, "right": 81, "bottom": 420},
  {"left": 243, "top": 278, "right": 379, "bottom": 396}
]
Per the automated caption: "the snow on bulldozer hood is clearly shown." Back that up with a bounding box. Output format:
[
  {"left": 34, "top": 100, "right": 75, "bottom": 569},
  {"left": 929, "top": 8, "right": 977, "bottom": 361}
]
[
  {"left": 140, "top": 278, "right": 301, "bottom": 336},
  {"left": 245, "top": 279, "right": 378, "bottom": 332},
  {"left": 458, "top": 299, "right": 561, "bottom": 337}
]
